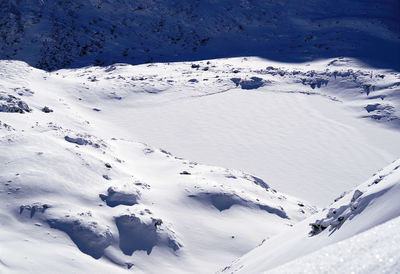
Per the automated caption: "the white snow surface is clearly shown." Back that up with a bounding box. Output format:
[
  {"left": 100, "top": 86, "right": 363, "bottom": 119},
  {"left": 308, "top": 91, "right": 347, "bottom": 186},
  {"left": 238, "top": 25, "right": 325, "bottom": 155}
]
[
  {"left": 29, "top": 56, "right": 400, "bottom": 205},
  {"left": 269, "top": 215, "right": 400, "bottom": 274},
  {"left": 1, "top": 57, "right": 400, "bottom": 273},
  {"left": 222, "top": 158, "right": 400, "bottom": 273}
]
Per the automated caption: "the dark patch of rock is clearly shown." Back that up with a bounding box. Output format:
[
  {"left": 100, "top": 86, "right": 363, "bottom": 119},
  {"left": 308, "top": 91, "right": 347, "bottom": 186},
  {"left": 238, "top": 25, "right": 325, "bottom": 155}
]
[{"left": 42, "top": 106, "right": 53, "bottom": 113}]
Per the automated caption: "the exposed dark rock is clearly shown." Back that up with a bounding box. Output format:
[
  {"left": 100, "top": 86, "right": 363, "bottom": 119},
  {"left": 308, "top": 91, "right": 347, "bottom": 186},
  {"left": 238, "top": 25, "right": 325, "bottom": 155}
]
[
  {"left": 42, "top": 106, "right": 53, "bottom": 113},
  {"left": 0, "top": 94, "right": 31, "bottom": 113}
]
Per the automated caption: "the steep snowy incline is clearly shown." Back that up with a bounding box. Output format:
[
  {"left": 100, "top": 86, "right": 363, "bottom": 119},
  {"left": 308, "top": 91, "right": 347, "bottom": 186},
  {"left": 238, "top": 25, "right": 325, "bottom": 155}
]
[
  {"left": 221, "top": 158, "right": 400, "bottom": 273},
  {"left": 269, "top": 216, "right": 400, "bottom": 274},
  {"left": 0, "top": 60, "right": 315, "bottom": 273},
  {"left": 1, "top": 0, "right": 399, "bottom": 70}
]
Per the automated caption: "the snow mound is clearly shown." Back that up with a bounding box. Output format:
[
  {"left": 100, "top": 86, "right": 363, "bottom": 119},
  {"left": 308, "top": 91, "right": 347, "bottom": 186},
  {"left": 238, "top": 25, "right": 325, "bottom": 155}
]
[
  {"left": 231, "top": 77, "right": 267, "bottom": 90},
  {"left": 190, "top": 192, "right": 289, "bottom": 219},
  {"left": 99, "top": 187, "right": 140, "bottom": 207},
  {"left": 115, "top": 214, "right": 181, "bottom": 256},
  {"left": 47, "top": 217, "right": 114, "bottom": 259}
]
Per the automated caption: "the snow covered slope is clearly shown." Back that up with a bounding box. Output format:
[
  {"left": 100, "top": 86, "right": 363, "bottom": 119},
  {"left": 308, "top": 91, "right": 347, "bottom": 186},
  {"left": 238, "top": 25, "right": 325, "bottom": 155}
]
[
  {"left": 2, "top": 1, "right": 399, "bottom": 273},
  {"left": 1, "top": 57, "right": 400, "bottom": 207},
  {"left": 1, "top": 56, "right": 399, "bottom": 272},
  {"left": 0, "top": 59, "right": 318, "bottom": 273},
  {"left": 0, "top": 129, "right": 314, "bottom": 273},
  {"left": 221, "top": 158, "right": 400, "bottom": 273},
  {"left": 269, "top": 216, "right": 400, "bottom": 274},
  {"left": 1, "top": 0, "right": 399, "bottom": 70},
  {"left": 18, "top": 56, "right": 400, "bottom": 205}
]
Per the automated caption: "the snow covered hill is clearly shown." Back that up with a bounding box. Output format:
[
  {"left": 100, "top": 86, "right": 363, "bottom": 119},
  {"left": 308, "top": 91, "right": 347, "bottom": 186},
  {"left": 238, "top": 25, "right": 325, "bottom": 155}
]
[
  {"left": 220, "top": 158, "right": 400, "bottom": 273},
  {"left": 1, "top": 56, "right": 400, "bottom": 273},
  {"left": 0, "top": 125, "right": 315, "bottom": 273},
  {"left": 0, "top": 60, "right": 319, "bottom": 273},
  {"left": 1, "top": 0, "right": 399, "bottom": 70}
]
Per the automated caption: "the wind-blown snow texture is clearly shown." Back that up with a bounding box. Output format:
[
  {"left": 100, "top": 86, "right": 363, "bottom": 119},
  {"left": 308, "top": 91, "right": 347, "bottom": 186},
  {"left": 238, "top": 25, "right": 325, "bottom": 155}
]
[{"left": 1, "top": 0, "right": 399, "bottom": 70}]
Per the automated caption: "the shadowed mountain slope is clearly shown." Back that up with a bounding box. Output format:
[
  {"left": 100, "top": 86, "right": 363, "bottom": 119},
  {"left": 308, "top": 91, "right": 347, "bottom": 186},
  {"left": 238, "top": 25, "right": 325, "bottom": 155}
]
[{"left": 1, "top": 0, "right": 399, "bottom": 71}]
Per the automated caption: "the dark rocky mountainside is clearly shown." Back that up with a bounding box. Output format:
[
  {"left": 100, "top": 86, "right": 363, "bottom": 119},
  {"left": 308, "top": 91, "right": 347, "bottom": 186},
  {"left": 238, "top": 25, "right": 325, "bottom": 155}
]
[{"left": 1, "top": 0, "right": 399, "bottom": 71}]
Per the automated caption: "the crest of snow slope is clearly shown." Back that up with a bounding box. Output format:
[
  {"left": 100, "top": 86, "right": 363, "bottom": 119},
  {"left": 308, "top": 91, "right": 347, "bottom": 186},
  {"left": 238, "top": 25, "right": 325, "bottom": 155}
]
[
  {"left": 0, "top": 0, "right": 399, "bottom": 70},
  {"left": 220, "top": 158, "right": 400, "bottom": 273},
  {"left": 17, "top": 56, "right": 400, "bottom": 206},
  {"left": 268, "top": 216, "right": 400, "bottom": 274},
  {"left": 0, "top": 61, "right": 316, "bottom": 273}
]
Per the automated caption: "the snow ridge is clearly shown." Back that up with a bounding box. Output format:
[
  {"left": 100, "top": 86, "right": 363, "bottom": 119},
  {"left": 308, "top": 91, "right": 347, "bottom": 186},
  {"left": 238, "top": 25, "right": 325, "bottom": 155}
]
[{"left": 221, "top": 159, "right": 400, "bottom": 273}]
